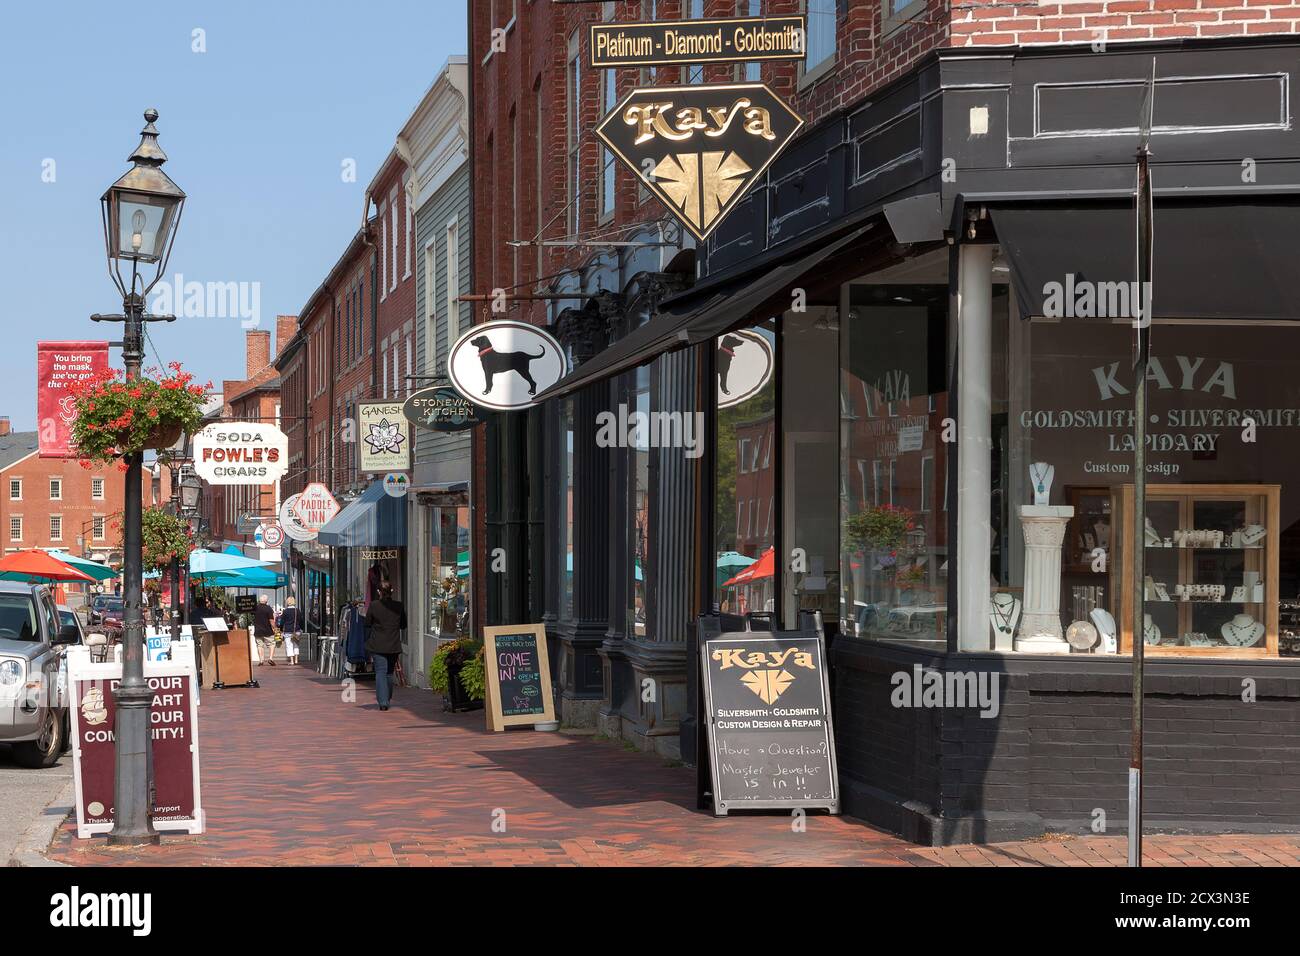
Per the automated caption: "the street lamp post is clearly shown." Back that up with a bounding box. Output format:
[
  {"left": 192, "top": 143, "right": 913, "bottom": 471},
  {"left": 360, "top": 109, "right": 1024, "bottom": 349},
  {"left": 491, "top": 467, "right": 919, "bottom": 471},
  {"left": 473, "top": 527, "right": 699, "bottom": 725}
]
[
  {"left": 169, "top": 464, "right": 202, "bottom": 643},
  {"left": 96, "top": 109, "right": 185, "bottom": 846}
]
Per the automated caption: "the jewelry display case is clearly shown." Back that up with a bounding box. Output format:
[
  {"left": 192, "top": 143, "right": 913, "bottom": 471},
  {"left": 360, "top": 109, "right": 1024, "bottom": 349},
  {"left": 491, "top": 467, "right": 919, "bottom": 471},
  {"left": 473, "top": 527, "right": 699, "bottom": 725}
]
[{"left": 1114, "top": 483, "right": 1279, "bottom": 657}]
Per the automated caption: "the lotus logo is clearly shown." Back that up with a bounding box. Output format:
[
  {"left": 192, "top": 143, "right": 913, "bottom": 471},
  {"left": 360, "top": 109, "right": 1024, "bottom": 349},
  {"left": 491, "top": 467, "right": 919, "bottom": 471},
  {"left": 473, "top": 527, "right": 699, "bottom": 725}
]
[
  {"left": 596, "top": 83, "right": 803, "bottom": 241},
  {"left": 364, "top": 418, "right": 406, "bottom": 456}
]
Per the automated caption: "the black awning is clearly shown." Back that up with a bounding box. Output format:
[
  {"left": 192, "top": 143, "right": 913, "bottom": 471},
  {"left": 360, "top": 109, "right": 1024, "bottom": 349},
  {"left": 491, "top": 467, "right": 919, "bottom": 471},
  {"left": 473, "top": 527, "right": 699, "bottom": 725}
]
[
  {"left": 535, "top": 224, "right": 873, "bottom": 401},
  {"left": 990, "top": 198, "right": 1300, "bottom": 321}
]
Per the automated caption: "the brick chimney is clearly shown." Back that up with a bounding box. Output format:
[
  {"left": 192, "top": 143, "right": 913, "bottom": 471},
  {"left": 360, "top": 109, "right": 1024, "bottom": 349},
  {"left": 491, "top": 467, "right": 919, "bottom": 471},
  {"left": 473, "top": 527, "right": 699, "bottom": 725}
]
[
  {"left": 275, "top": 315, "right": 298, "bottom": 358},
  {"left": 245, "top": 329, "right": 271, "bottom": 378},
  {"left": 0, "top": 417, "right": 9, "bottom": 436}
]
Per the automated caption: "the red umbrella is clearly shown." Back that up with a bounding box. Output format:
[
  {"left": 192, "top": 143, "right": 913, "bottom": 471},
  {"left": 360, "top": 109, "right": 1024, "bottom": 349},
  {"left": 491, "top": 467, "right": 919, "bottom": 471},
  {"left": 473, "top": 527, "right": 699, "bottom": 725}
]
[
  {"left": 0, "top": 549, "right": 96, "bottom": 583},
  {"left": 722, "top": 547, "right": 775, "bottom": 587}
]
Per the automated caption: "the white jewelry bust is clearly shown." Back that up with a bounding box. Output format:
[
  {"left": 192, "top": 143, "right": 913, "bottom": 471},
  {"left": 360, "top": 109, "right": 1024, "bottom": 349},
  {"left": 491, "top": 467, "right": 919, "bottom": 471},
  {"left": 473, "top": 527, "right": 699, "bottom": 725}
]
[
  {"left": 1090, "top": 608, "right": 1118, "bottom": 653},
  {"left": 1029, "top": 461, "right": 1054, "bottom": 506},
  {"left": 1143, "top": 613, "right": 1161, "bottom": 645},
  {"left": 1221, "top": 613, "right": 1265, "bottom": 647},
  {"left": 989, "top": 592, "right": 1022, "bottom": 643}
]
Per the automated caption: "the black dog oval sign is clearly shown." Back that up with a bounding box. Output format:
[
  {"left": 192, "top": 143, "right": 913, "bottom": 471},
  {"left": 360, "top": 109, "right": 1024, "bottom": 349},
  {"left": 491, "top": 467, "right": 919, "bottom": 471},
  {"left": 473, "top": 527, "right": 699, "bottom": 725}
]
[{"left": 447, "top": 321, "right": 568, "bottom": 411}]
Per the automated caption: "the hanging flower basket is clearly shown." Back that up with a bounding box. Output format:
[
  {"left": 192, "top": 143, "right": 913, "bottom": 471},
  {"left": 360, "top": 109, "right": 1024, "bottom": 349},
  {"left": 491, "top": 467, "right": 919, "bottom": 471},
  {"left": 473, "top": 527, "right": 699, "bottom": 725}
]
[
  {"left": 69, "top": 362, "right": 211, "bottom": 465},
  {"left": 123, "top": 507, "right": 197, "bottom": 575}
]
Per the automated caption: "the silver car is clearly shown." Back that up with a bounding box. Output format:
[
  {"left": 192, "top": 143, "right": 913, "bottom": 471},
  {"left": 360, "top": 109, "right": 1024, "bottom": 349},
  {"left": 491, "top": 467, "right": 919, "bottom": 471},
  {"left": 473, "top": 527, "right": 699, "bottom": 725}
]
[{"left": 0, "top": 581, "right": 80, "bottom": 768}]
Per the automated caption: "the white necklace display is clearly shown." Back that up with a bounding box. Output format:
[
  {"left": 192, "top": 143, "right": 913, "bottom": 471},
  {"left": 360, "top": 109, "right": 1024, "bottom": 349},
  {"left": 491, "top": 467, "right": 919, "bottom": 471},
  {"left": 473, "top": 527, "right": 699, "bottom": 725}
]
[
  {"left": 1143, "top": 614, "right": 1161, "bottom": 645},
  {"left": 1028, "top": 462, "right": 1054, "bottom": 506},
  {"left": 1239, "top": 524, "right": 1266, "bottom": 547},
  {"left": 1221, "top": 613, "right": 1265, "bottom": 647},
  {"left": 1089, "top": 608, "right": 1118, "bottom": 654},
  {"left": 989, "top": 593, "right": 1022, "bottom": 640}
]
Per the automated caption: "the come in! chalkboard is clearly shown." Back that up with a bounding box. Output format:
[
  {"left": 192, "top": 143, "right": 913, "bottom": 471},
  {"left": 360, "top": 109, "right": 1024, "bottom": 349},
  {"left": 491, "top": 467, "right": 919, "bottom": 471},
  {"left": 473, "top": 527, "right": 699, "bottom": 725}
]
[
  {"left": 700, "top": 632, "right": 839, "bottom": 815},
  {"left": 482, "top": 624, "right": 555, "bottom": 731}
]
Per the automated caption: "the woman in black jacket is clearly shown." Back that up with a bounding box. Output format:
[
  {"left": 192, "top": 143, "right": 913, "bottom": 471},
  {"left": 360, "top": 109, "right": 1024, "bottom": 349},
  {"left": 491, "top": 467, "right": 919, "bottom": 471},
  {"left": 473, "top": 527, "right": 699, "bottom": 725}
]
[{"left": 364, "top": 581, "right": 406, "bottom": 711}]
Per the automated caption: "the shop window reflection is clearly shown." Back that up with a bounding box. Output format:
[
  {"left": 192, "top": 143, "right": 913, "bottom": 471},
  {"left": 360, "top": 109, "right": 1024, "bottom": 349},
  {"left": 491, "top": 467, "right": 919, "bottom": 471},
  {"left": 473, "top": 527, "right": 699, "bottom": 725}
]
[
  {"left": 562, "top": 399, "right": 575, "bottom": 620},
  {"left": 716, "top": 320, "right": 777, "bottom": 618},
  {"left": 839, "top": 283, "right": 950, "bottom": 643},
  {"left": 630, "top": 366, "right": 650, "bottom": 637}
]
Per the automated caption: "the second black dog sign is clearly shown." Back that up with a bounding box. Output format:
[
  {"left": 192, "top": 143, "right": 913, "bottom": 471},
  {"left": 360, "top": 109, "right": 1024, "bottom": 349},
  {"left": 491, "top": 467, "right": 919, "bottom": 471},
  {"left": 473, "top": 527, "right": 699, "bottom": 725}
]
[{"left": 447, "top": 320, "right": 568, "bottom": 411}]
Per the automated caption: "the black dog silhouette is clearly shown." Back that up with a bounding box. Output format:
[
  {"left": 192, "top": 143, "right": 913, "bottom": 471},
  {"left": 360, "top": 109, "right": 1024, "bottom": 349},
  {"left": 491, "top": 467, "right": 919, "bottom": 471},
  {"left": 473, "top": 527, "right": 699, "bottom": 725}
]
[
  {"left": 471, "top": 335, "right": 545, "bottom": 396},
  {"left": 716, "top": 334, "right": 745, "bottom": 394}
]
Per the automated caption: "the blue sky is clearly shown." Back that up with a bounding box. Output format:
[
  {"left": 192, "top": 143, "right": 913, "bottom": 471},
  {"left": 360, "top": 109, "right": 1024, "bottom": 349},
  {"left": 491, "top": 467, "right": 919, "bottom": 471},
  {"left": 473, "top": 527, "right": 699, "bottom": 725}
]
[{"left": 0, "top": 1, "right": 466, "bottom": 429}]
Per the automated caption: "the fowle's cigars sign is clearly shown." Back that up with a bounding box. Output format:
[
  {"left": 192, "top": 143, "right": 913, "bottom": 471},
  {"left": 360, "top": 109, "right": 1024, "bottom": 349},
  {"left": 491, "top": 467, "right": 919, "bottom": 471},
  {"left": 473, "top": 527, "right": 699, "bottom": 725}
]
[{"left": 590, "top": 15, "right": 806, "bottom": 68}]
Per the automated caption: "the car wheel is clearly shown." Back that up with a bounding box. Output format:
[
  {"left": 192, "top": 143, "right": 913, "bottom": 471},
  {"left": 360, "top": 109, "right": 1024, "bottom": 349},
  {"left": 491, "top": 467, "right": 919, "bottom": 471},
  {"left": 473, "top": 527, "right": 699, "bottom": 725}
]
[{"left": 12, "top": 707, "right": 63, "bottom": 769}]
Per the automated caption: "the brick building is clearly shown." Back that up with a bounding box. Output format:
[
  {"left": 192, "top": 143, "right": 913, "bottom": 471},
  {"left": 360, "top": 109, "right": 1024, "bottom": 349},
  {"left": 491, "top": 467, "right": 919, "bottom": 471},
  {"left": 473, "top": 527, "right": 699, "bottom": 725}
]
[
  {"left": 0, "top": 416, "right": 155, "bottom": 603},
  {"left": 474, "top": 0, "right": 1300, "bottom": 842}
]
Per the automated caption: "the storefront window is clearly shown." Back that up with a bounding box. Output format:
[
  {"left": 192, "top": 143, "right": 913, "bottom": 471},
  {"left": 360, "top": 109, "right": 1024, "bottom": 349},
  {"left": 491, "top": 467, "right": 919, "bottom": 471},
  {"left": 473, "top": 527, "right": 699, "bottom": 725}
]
[
  {"left": 781, "top": 306, "right": 840, "bottom": 628},
  {"left": 716, "top": 320, "right": 777, "bottom": 618},
  {"left": 562, "top": 399, "right": 575, "bottom": 620},
  {"left": 427, "top": 499, "right": 470, "bottom": 639},
  {"left": 987, "top": 294, "right": 1298, "bottom": 659},
  {"left": 839, "top": 279, "right": 950, "bottom": 643},
  {"left": 629, "top": 366, "right": 650, "bottom": 637}
]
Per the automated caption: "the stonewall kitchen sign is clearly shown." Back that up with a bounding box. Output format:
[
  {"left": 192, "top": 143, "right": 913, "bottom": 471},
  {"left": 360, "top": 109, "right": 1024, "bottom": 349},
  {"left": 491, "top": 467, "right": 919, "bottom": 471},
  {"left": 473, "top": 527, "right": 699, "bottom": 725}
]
[
  {"left": 193, "top": 421, "right": 288, "bottom": 485},
  {"left": 589, "top": 14, "right": 806, "bottom": 68}
]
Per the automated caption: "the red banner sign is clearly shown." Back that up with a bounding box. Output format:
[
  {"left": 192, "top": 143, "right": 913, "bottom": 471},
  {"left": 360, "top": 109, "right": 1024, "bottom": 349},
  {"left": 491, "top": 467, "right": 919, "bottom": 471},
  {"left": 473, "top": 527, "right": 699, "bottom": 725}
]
[{"left": 37, "top": 341, "right": 110, "bottom": 458}]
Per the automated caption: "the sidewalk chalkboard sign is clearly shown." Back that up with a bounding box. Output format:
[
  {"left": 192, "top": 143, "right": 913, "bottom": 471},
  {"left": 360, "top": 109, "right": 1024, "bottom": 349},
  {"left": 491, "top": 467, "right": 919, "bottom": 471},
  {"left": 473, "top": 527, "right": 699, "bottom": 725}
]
[
  {"left": 235, "top": 595, "right": 256, "bottom": 614},
  {"left": 700, "top": 632, "right": 839, "bottom": 815},
  {"left": 483, "top": 624, "right": 555, "bottom": 731}
]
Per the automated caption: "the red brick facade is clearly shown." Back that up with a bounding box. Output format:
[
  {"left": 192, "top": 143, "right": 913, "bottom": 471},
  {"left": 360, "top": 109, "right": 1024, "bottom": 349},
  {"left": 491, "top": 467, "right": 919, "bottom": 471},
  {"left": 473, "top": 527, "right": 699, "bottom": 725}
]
[{"left": 951, "top": 0, "right": 1300, "bottom": 47}]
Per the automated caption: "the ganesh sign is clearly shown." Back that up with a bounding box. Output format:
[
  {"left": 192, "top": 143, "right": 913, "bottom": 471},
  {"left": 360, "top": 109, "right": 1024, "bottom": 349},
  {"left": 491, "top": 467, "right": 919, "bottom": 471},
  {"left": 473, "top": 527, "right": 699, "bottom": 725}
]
[{"left": 357, "top": 401, "right": 410, "bottom": 473}]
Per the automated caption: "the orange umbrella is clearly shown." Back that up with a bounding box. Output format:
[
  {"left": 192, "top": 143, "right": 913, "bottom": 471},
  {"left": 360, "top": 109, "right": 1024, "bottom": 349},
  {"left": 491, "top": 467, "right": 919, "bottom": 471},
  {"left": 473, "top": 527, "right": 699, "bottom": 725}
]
[
  {"left": 722, "top": 546, "right": 775, "bottom": 587},
  {"left": 0, "top": 549, "right": 96, "bottom": 583}
]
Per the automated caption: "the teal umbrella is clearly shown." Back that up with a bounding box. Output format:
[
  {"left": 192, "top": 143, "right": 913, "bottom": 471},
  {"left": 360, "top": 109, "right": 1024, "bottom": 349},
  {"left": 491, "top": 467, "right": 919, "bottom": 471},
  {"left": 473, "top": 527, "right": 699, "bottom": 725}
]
[{"left": 43, "top": 549, "right": 118, "bottom": 582}]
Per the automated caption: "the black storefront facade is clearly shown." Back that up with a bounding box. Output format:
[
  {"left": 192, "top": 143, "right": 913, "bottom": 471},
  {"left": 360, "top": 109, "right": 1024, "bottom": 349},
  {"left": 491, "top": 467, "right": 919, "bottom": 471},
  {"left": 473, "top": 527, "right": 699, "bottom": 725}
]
[{"left": 498, "top": 37, "right": 1300, "bottom": 845}]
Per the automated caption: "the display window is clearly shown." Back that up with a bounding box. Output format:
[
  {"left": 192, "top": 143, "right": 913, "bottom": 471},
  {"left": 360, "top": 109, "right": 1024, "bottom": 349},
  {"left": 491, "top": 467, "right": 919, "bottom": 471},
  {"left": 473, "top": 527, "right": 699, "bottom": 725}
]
[
  {"left": 838, "top": 272, "right": 952, "bottom": 644},
  {"left": 426, "top": 500, "right": 470, "bottom": 640},
  {"left": 715, "top": 320, "right": 777, "bottom": 619},
  {"left": 999, "top": 312, "right": 1298, "bottom": 658}
]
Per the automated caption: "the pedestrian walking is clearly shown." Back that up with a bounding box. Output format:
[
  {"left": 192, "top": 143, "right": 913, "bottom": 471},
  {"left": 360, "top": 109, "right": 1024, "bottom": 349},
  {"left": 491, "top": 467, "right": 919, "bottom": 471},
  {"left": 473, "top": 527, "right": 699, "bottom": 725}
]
[
  {"left": 252, "top": 593, "right": 278, "bottom": 666},
  {"left": 364, "top": 581, "right": 406, "bottom": 711},
  {"left": 277, "top": 596, "right": 303, "bottom": 666}
]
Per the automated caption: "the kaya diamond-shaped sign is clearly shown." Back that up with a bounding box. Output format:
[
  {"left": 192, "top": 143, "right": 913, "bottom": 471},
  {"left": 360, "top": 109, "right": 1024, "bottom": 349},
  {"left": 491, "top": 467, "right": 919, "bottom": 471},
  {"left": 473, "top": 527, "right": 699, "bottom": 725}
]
[{"left": 596, "top": 82, "right": 802, "bottom": 242}]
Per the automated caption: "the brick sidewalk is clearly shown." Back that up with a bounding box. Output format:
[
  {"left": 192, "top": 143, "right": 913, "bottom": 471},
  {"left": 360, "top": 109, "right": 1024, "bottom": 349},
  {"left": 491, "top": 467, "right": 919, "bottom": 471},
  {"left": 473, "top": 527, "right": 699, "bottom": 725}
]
[{"left": 44, "top": 665, "right": 1300, "bottom": 867}]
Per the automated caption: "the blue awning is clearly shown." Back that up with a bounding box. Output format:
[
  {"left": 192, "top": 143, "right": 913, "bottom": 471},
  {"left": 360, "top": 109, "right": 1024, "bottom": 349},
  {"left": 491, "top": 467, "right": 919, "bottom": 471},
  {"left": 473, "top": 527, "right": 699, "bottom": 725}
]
[{"left": 317, "top": 481, "right": 407, "bottom": 548}]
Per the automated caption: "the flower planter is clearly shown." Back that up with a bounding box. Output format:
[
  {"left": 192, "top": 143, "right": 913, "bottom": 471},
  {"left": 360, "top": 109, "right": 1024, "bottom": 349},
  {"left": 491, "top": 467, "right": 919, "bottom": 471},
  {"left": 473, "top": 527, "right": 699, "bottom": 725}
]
[
  {"left": 145, "top": 423, "right": 184, "bottom": 450},
  {"left": 442, "top": 660, "right": 484, "bottom": 713}
]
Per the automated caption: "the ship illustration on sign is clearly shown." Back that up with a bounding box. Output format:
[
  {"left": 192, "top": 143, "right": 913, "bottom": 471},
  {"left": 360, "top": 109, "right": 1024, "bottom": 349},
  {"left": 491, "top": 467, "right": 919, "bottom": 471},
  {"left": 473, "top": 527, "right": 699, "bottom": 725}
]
[{"left": 595, "top": 83, "right": 803, "bottom": 242}]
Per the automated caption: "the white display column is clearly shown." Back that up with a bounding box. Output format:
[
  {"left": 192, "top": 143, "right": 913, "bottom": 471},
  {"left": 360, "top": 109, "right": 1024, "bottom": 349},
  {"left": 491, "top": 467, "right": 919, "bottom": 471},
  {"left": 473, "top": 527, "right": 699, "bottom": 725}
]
[
  {"left": 957, "top": 244, "right": 993, "bottom": 651},
  {"left": 1015, "top": 504, "right": 1074, "bottom": 654}
]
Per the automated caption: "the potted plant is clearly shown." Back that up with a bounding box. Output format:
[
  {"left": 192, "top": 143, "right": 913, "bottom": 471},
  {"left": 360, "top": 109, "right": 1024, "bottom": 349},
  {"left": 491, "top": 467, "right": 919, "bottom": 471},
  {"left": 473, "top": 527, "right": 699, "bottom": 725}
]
[
  {"left": 69, "top": 361, "right": 211, "bottom": 464},
  {"left": 428, "top": 639, "right": 484, "bottom": 712}
]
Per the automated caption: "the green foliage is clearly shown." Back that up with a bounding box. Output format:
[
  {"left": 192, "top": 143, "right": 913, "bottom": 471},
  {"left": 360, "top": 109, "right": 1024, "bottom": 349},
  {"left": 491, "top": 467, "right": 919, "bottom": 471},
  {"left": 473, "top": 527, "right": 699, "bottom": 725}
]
[
  {"left": 126, "top": 507, "right": 196, "bottom": 574},
  {"left": 69, "top": 363, "right": 211, "bottom": 465},
  {"left": 428, "top": 638, "right": 483, "bottom": 700},
  {"left": 844, "top": 503, "right": 916, "bottom": 552}
]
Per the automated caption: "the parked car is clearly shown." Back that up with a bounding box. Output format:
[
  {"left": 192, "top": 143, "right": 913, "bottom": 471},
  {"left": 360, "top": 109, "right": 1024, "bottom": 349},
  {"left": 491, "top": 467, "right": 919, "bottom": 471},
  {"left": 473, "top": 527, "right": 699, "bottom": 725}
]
[
  {"left": 87, "top": 593, "right": 122, "bottom": 628},
  {"left": 0, "top": 582, "right": 80, "bottom": 768}
]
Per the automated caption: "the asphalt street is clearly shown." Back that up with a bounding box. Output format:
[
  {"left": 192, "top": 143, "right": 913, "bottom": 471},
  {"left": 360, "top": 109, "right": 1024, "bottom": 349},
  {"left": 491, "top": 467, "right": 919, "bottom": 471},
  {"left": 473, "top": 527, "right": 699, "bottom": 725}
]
[{"left": 0, "top": 745, "right": 72, "bottom": 865}]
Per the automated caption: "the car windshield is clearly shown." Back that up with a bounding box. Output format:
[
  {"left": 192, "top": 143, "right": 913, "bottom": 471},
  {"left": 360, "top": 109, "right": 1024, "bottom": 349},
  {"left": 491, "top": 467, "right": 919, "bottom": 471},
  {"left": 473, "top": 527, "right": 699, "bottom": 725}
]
[
  {"left": 103, "top": 601, "right": 123, "bottom": 613},
  {"left": 0, "top": 593, "right": 38, "bottom": 642}
]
